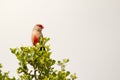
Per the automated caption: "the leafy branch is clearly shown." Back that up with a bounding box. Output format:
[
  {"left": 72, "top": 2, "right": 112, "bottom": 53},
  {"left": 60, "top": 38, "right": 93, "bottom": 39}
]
[{"left": 1, "top": 37, "right": 77, "bottom": 80}]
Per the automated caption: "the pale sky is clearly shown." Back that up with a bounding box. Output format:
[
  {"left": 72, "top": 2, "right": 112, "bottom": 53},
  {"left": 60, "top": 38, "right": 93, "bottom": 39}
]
[{"left": 0, "top": 0, "right": 120, "bottom": 80}]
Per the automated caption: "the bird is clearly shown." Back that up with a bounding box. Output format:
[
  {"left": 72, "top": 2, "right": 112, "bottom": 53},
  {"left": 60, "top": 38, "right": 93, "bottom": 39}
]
[{"left": 31, "top": 24, "right": 44, "bottom": 45}]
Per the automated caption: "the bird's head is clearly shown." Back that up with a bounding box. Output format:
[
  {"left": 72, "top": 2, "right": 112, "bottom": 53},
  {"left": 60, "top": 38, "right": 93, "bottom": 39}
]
[{"left": 33, "top": 24, "right": 44, "bottom": 32}]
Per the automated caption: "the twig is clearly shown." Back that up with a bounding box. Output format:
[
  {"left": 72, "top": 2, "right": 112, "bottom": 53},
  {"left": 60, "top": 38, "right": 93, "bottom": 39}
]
[{"left": 34, "top": 69, "right": 37, "bottom": 80}]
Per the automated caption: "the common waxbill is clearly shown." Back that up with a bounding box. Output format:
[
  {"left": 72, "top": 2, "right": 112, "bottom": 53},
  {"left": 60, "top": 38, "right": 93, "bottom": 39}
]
[{"left": 31, "top": 24, "right": 44, "bottom": 45}]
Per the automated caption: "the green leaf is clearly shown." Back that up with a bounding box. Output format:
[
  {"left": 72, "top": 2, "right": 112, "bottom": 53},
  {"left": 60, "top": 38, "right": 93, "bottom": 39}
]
[{"left": 63, "top": 59, "right": 69, "bottom": 63}]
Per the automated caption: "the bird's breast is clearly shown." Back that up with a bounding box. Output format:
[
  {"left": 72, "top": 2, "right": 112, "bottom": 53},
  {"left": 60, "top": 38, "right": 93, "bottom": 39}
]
[{"left": 33, "top": 35, "right": 39, "bottom": 45}]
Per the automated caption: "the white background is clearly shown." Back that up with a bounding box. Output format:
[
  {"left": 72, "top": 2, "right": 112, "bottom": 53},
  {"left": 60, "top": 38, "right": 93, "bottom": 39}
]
[{"left": 0, "top": 0, "right": 120, "bottom": 80}]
